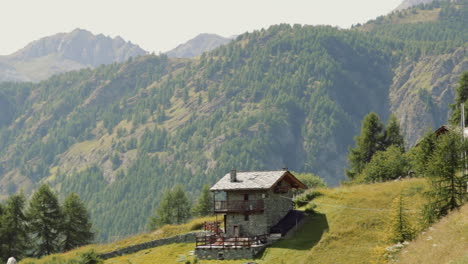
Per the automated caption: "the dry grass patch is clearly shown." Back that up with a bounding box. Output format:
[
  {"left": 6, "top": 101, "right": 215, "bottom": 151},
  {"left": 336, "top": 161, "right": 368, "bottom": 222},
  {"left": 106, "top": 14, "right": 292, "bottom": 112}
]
[{"left": 394, "top": 204, "right": 468, "bottom": 264}]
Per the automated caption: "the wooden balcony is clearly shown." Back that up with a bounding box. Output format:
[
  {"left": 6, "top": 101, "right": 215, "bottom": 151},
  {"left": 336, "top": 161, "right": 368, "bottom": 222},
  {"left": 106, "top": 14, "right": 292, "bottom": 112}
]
[{"left": 214, "top": 200, "right": 264, "bottom": 213}]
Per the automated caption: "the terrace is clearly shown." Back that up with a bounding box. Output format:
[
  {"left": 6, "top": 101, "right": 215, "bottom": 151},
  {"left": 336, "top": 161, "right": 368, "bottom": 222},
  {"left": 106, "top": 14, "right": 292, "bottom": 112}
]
[{"left": 195, "top": 234, "right": 267, "bottom": 249}]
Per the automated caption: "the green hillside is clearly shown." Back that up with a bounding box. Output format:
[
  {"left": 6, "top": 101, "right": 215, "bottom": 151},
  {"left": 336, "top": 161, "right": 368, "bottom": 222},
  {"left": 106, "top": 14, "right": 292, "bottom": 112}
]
[
  {"left": 0, "top": 0, "right": 467, "bottom": 242},
  {"left": 21, "top": 178, "right": 441, "bottom": 264}
]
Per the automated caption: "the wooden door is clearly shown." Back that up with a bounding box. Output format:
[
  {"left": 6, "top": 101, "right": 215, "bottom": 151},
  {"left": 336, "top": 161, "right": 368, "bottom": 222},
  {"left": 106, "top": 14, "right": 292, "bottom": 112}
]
[{"left": 233, "top": 225, "right": 240, "bottom": 237}]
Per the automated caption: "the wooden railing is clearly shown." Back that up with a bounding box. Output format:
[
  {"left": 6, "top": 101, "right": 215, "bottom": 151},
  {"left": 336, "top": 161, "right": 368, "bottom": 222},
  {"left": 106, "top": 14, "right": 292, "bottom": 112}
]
[
  {"left": 203, "top": 221, "right": 222, "bottom": 234},
  {"left": 214, "top": 200, "right": 264, "bottom": 213},
  {"left": 195, "top": 234, "right": 267, "bottom": 248}
]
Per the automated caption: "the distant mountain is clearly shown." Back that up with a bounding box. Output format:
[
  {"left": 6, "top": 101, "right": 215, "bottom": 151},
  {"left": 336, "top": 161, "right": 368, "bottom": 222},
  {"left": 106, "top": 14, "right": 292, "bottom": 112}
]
[
  {"left": 0, "top": 28, "right": 147, "bottom": 82},
  {"left": 165, "top": 33, "right": 233, "bottom": 58},
  {"left": 394, "top": 0, "right": 458, "bottom": 11}
]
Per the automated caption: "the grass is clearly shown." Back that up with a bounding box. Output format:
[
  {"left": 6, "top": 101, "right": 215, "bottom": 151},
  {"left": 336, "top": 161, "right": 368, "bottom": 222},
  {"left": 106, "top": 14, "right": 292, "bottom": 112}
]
[
  {"left": 104, "top": 243, "right": 196, "bottom": 264},
  {"left": 394, "top": 204, "right": 468, "bottom": 264}
]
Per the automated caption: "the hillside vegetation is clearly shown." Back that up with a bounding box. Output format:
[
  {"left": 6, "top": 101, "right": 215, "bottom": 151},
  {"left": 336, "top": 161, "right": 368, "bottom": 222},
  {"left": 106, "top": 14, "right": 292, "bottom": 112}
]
[{"left": 0, "top": 0, "right": 467, "bottom": 242}]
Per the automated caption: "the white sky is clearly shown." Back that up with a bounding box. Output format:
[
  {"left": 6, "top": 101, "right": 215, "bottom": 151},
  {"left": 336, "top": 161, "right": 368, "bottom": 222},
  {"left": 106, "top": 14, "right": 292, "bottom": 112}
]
[{"left": 0, "top": 0, "right": 402, "bottom": 55}]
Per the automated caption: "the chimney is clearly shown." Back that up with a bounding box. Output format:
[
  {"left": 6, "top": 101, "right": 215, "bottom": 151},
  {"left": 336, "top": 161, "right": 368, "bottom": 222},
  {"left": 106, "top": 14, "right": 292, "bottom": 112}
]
[{"left": 230, "top": 169, "right": 237, "bottom": 182}]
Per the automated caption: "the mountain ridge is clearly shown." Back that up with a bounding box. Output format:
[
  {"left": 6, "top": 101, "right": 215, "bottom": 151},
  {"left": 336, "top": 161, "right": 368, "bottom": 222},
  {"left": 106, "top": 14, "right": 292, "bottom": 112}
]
[
  {"left": 0, "top": 28, "right": 147, "bottom": 82},
  {"left": 165, "top": 33, "right": 233, "bottom": 58}
]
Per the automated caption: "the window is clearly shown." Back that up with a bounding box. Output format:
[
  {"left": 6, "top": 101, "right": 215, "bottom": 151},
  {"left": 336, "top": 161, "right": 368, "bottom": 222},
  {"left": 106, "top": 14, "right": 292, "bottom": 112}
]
[
  {"left": 244, "top": 214, "right": 249, "bottom": 221},
  {"left": 244, "top": 194, "right": 249, "bottom": 200}
]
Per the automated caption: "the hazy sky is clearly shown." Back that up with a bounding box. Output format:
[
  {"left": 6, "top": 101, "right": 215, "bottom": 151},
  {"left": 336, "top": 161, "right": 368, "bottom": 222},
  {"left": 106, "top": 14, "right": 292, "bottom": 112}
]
[{"left": 1, "top": 0, "right": 403, "bottom": 55}]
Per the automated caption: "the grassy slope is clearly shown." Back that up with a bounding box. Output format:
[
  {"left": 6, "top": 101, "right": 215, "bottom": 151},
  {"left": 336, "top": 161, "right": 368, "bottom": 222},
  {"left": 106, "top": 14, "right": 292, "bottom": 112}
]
[
  {"left": 20, "top": 217, "right": 215, "bottom": 264},
  {"left": 25, "top": 178, "right": 466, "bottom": 264},
  {"left": 23, "top": 178, "right": 431, "bottom": 264},
  {"left": 394, "top": 204, "right": 468, "bottom": 264}
]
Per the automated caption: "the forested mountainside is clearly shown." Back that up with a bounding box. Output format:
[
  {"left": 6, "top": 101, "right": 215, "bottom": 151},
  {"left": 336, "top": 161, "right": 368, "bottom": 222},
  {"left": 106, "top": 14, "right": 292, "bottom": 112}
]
[
  {"left": 359, "top": 0, "right": 468, "bottom": 143},
  {"left": 0, "top": 28, "right": 147, "bottom": 82},
  {"left": 165, "top": 33, "right": 233, "bottom": 58},
  {"left": 0, "top": 0, "right": 466, "bottom": 242}
]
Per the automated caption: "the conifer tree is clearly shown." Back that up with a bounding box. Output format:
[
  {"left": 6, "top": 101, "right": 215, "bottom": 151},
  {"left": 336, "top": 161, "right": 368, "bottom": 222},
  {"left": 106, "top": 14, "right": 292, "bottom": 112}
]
[
  {"left": 148, "top": 185, "right": 191, "bottom": 230},
  {"left": 27, "top": 185, "right": 62, "bottom": 257},
  {"left": 408, "top": 130, "right": 436, "bottom": 177},
  {"left": 423, "top": 131, "right": 468, "bottom": 225},
  {"left": 0, "top": 194, "right": 29, "bottom": 258},
  {"left": 449, "top": 72, "right": 468, "bottom": 126},
  {"left": 171, "top": 185, "right": 191, "bottom": 225},
  {"left": 387, "top": 194, "right": 414, "bottom": 243},
  {"left": 61, "top": 193, "right": 94, "bottom": 251},
  {"left": 346, "top": 112, "right": 385, "bottom": 180},
  {"left": 383, "top": 114, "right": 405, "bottom": 152},
  {"left": 192, "top": 185, "right": 213, "bottom": 217}
]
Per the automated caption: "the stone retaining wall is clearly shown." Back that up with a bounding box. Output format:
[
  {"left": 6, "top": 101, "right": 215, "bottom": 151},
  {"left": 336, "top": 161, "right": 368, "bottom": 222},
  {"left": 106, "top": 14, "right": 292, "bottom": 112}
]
[
  {"left": 195, "top": 245, "right": 266, "bottom": 260},
  {"left": 98, "top": 231, "right": 201, "bottom": 260}
]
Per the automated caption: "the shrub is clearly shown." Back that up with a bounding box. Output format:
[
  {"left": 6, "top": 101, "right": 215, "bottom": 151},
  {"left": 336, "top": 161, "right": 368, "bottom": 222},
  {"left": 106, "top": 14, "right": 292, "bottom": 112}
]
[
  {"left": 294, "top": 190, "right": 323, "bottom": 207},
  {"left": 304, "top": 203, "right": 317, "bottom": 215}
]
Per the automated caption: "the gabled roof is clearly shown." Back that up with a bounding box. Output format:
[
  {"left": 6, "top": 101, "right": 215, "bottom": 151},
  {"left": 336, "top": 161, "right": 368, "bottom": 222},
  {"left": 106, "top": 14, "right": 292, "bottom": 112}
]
[{"left": 210, "top": 170, "right": 307, "bottom": 191}]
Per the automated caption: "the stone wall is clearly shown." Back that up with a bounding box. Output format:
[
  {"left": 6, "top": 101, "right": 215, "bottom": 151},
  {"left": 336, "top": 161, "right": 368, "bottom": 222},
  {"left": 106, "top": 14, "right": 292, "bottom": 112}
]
[
  {"left": 226, "top": 191, "right": 268, "bottom": 236},
  {"left": 264, "top": 183, "right": 293, "bottom": 228},
  {"left": 223, "top": 183, "right": 293, "bottom": 237},
  {"left": 195, "top": 245, "right": 266, "bottom": 260},
  {"left": 98, "top": 232, "right": 201, "bottom": 260}
]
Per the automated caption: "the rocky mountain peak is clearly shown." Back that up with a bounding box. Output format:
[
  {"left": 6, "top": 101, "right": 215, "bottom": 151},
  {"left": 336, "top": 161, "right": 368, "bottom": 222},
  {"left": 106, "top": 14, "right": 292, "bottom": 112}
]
[
  {"left": 166, "top": 33, "right": 233, "bottom": 58},
  {"left": 10, "top": 28, "right": 147, "bottom": 66}
]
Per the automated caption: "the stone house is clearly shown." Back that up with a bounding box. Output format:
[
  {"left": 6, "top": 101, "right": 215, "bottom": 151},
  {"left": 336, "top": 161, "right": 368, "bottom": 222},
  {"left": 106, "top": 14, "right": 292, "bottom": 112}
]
[{"left": 210, "top": 169, "right": 307, "bottom": 237}]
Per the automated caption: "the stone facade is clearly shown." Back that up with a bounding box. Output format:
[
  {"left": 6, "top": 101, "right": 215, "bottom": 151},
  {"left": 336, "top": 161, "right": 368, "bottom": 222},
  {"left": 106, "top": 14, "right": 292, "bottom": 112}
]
[
  {"left": 224, "top": 180, "right": 293, "bottom": 237},
  {"left": 195, "top": 245, "right": 266, "bottom": 260}
]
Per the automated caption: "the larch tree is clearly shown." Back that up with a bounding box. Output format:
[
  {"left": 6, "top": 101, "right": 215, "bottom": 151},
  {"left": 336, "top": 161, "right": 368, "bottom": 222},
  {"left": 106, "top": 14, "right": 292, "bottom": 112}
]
[
  {"left": 192, "top": 184, "right": 213, "bottom": 217},
  {"left": 61, "top": 193, "right": 94, "bottom": 251},
  {"left": 408, "top": 130, "right": 437, "bottom": 177},
  {"left": 171, "top": 185, "right": 192, "bottom": 225},
  {"left": 387, "top": 194, "right": 414, "bottom": 243},
  {"left": 383, "top": 114, "right": 405, "bottom": 152},
  {"left": 345, "top": 112, "right": 385, "bottom": 180},
  {"left": 449, "top": 71, "right": 468, "bottom": 126},
  {"left": 423, "top": 131, "right": 468, "bottom": 225},
  {"left": 148, "top": 185, "right": 191, "bottom": 230},
  {"left": 27, "top": 184, "right": 63, "bottom": 257},
  {"left": 0, "top": 194, "right": 29, "bottom": 259}
]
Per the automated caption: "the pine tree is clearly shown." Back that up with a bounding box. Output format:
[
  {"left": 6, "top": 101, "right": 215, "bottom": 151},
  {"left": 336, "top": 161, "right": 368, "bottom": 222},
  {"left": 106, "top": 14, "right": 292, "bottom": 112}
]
[
  {"left": 61, "top": 193, "right": 94, "bottom": 251},
  {"left": 387, "top": 194, "right": 414, "bottom": 243},
  {"left": 171, "top": 185, "right": 191, "bottom": 225},
  {"left": 148, "top": 185, "right": 191, "bottom": 230},
  {"left": 383, "top": 114, "right": 405, "bottom": 152},
  {"left": 27, "top": 185, "right": 62, "bottom": 257},
  {"left": 192, "top": 185, "right": 213, "bottom": 217},
  {"left": 423, "top": 131, "right": 468, "bottom": 225},
  {"left": 345, "top": 112, "right": 385, "bottom": 180},
  {"left": 0, "top": 194, "right": 29, "bottom": 259},
  {"left": 408, "top": 130, "right": 437, "bottom": 177},
  {"left": 449, "top": 72, "right": 468, "bottom": 126}
]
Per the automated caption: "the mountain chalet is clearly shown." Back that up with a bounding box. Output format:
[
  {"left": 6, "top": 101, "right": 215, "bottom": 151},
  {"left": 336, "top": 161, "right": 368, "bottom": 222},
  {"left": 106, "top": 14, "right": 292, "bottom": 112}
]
[{"left": 195, "top": 170, "right": 307, "bottom": 260}]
